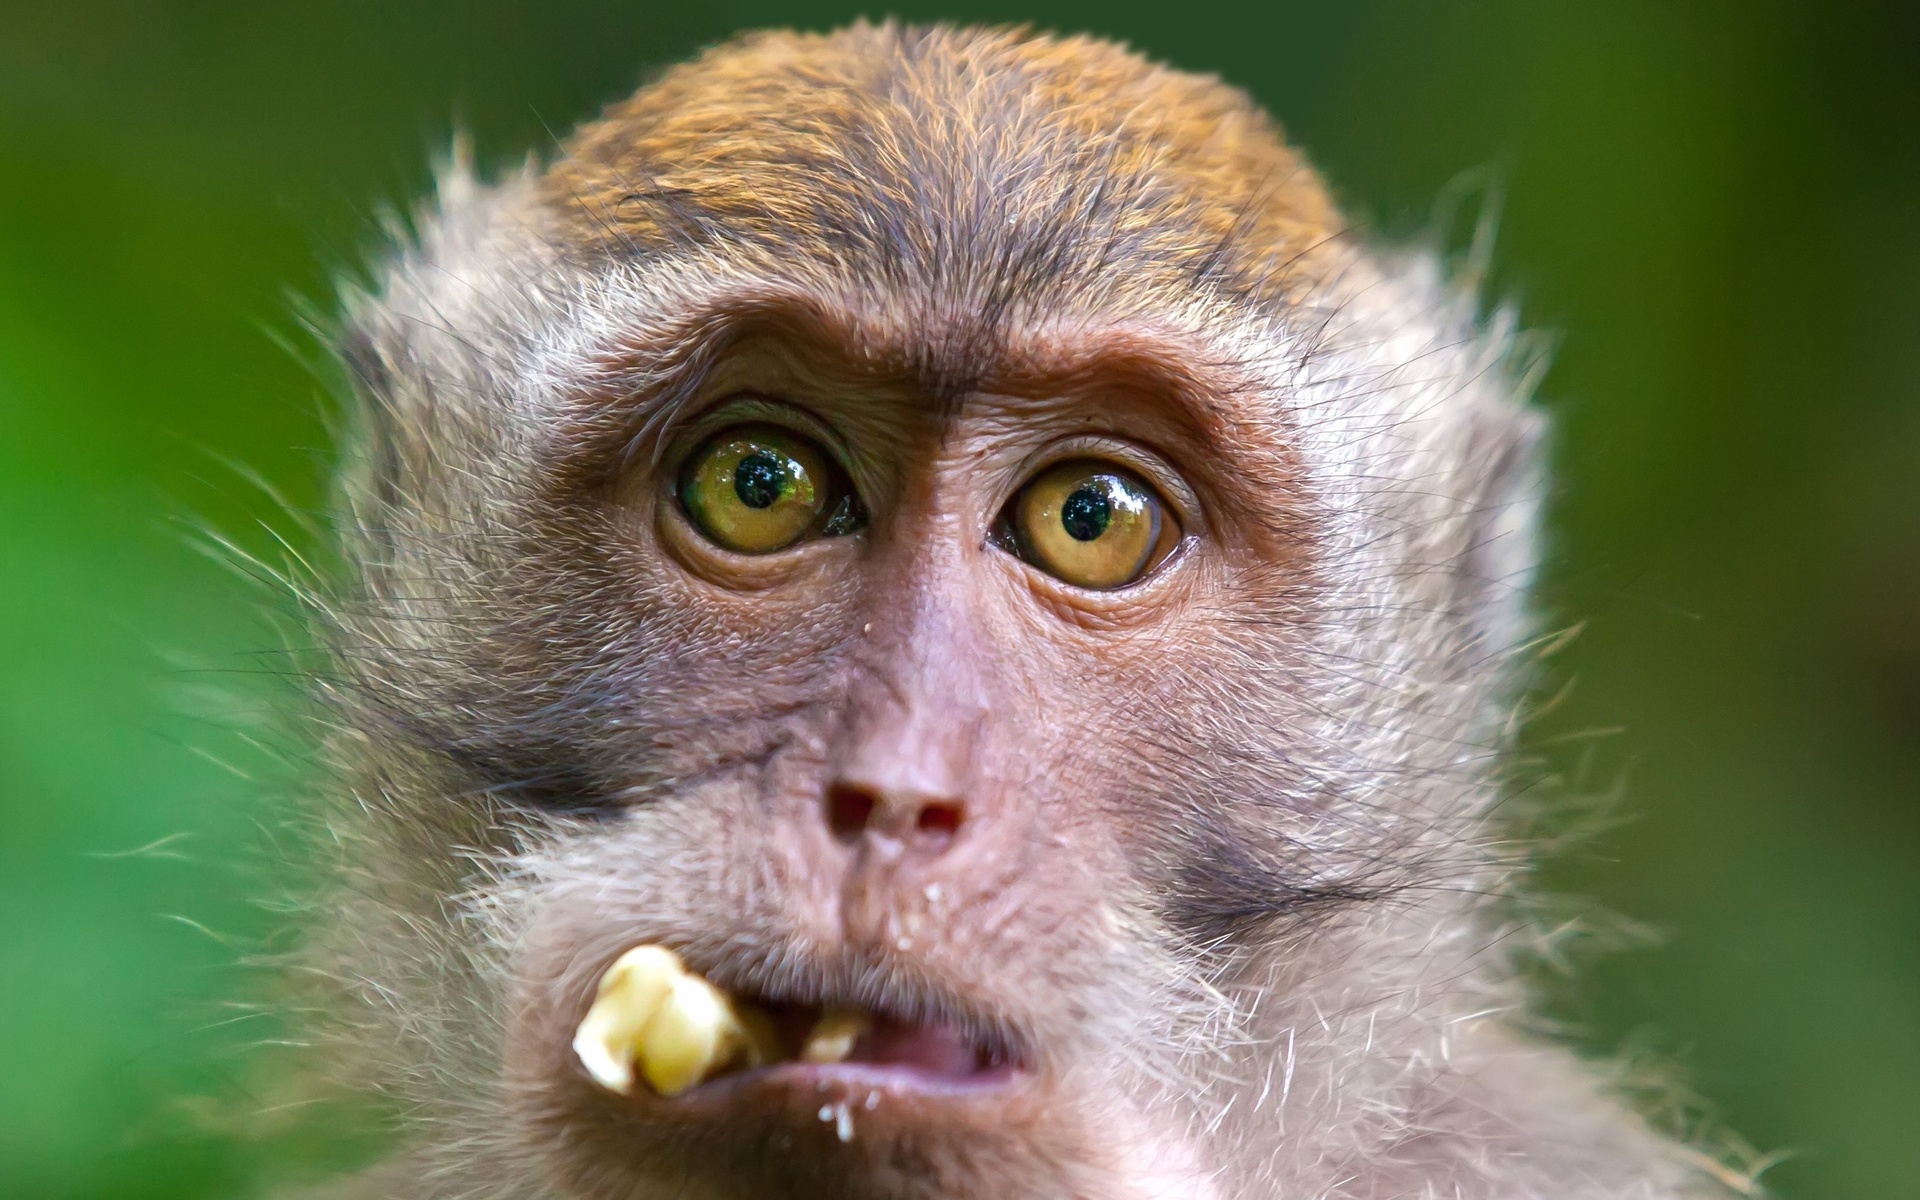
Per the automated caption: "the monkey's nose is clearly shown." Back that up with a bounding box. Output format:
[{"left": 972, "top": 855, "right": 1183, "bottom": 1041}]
[{"left": 825, "top": 782, "right": 966, "bottom": 852}]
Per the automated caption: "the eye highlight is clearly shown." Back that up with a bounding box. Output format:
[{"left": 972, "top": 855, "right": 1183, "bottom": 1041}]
[
  {"left": 677, "top": 424, "right": 865, "bottom": 554},
  {"left": 998, "top": 459, "right": 1181, "bottom": 590}
]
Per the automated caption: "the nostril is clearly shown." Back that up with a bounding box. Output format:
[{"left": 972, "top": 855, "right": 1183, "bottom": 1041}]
[
  {"left": 915, "top": 801, "right": 964, "bottom": 842},
  {"left": 826, "top": 784, "right": 877, "bottom": 840},
  {"left": 826, "top": 786, "right": 965, "bottom": 847}
]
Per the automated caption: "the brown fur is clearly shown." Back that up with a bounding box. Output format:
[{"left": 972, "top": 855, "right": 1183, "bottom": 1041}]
[
  {"left": 544, "top": 25, "right": 1343, "bottom": 303},
  {"left": 291, "top": 23, "right": 1746, "bottom": 1200}
]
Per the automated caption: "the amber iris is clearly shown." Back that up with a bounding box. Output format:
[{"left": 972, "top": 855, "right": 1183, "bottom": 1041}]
[
  {"left": 1005, "top": 459, "right": 1179, "bottom": 589},
  {"left": 678, "top": 424, "right": 863, "bottom": 553}
]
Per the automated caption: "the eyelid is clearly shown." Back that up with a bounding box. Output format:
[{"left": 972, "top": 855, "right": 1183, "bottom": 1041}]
[{"left": 672, "top": 395, "right": 860, "bottom": 466}]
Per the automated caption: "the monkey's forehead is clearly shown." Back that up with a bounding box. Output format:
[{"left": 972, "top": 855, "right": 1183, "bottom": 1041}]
[{"left": 539, "top": 23, "right": 1345, "bottom": 305}]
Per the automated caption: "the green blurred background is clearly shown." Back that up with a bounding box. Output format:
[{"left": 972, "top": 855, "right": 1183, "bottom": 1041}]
[{"left": 1, "top": 1, "right": 1914, "bottom": 1196}]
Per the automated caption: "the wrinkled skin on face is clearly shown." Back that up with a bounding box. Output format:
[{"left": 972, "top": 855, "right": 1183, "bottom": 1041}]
[{"left": 303, "top": 22, "right": 1736, "bottom": 1200}]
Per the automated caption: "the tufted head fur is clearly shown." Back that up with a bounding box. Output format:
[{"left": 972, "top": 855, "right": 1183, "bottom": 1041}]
[{"left": 299, "top": 22, "right": 1735, "bottom": 1200}]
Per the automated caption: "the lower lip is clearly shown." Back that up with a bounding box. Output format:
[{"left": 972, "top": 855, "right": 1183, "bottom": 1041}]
[{"left": 664, "top": 1057, "right": 1026, "bottom": 1116}]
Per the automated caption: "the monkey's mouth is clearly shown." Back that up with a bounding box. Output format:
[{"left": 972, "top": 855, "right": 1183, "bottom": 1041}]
[
  {"left": 572, "top": 945, "right": 1024, "bottom": 1105},
  {"left": 754, "top": 998, "right": 1018, "bottom": 1085}
]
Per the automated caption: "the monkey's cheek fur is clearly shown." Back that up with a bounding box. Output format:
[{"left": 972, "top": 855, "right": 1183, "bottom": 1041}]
[{"left": 574, "top": 945, "right": 878, "bottom": 1098}]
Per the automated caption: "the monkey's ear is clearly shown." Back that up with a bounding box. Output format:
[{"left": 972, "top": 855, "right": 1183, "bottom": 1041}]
[{"left": 1456, "top": 401, "right": 1548, "bottom": 669}]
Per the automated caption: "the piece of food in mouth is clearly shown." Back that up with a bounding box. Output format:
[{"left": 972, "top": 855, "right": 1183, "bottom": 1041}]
[
  {"left": 576, "top": 945, "right": 897, "bottom": 1098},
  {"left": 572, "top": 944, "right": 778, "bottom": 1097},
  {"left": 798, "top": 1008, "right": 875, "bottom": 1064}
]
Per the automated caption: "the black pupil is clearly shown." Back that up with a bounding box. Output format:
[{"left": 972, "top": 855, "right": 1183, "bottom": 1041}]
[
  {"left": 1060, "top": 483, "right": 1113, "bottom": 542},
  {"left": 734, "top": 451, "right": 791, "bottom": 509}
]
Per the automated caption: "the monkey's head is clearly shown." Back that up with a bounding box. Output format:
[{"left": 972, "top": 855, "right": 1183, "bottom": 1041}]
[{"left": 322, "top": 23, "right": 1544, "bottom": 1200}]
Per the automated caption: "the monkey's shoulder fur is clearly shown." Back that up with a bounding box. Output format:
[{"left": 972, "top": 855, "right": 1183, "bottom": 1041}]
[{"left": 293, "top": 22, "right": 1749, "bottom": 1200}]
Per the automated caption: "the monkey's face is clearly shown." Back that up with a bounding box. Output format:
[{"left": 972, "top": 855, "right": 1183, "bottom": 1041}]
[{"left": 478, "top": 322, "right": 1329, "bottom": 1200}]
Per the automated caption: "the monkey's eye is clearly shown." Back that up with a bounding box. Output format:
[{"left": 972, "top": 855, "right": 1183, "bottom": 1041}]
[
  {"left": 677, "top": 424, "right": 865, "bottom": 554},
  {"left": 996, "top": 459, "right": 1181, "bottom": 589}
]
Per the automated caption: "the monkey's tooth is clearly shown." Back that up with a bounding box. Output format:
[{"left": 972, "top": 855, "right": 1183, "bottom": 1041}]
[{"left": 799, "top": 1008, "right": 873, "bottom": 1064}]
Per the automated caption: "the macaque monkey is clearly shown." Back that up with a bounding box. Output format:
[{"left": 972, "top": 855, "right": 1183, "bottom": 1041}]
[{"left": 300, "top": 22, "right": 1738, "bottom": 1200}]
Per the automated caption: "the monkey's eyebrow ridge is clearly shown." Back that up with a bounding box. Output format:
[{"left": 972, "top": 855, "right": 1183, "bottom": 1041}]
[{"left": 545, "top": 285, "right": 1276, "bottom": 490}]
